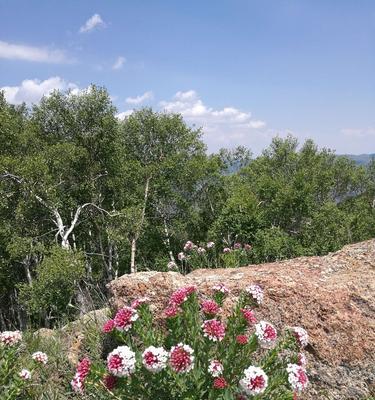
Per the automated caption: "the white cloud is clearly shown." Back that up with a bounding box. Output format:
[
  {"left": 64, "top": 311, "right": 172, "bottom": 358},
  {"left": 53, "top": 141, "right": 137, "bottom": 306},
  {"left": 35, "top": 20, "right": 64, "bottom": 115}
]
[
  {"left": 79, "top": 14, "right": 105, "bottom": 33},
  {"left": 0, "top": 40, "right": 70, "bottom": 63},
  {"left": 112, "top": 56, "right": 126, "bottom": 70},
  {"left": 341, "top": 127, "right": 375, "bottom": 138},
  {"left": 159, "top": 90, "right": 266, "bottom": 150},
  {"left": 116, "top": 110, "right": 134, "bottom": 120},
  {"left": 1, "top": 77, "right": 79, "bottom": 105},
  {"left": 126, "top": 91, "right": 154, "bottom": 105}
]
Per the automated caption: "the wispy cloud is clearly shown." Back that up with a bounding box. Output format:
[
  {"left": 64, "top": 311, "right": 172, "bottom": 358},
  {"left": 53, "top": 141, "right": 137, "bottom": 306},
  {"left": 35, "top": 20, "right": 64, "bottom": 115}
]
[
  {"left": 1, "top": 77, "right": 79, "bottom": 105},
  {"left": 341, "top": 127, "right": 375, "bottom": 138},
  {"left": 0, "top": 40, "right": 71, "bottom": 63},
  {"left": 112, "top": 56, "right": 126, "bottom": 70},
  {"left": 79, "top": 14, "right": 105, "bottom": 33},
  {"left": 126, "top": 91, "right": 154, "bottom": 105}
]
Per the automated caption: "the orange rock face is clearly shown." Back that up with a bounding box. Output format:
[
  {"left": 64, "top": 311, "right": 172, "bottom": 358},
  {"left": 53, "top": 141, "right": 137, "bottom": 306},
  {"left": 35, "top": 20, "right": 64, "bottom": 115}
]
[{"left": 108, "top": 239, "right": 375, "bottom": 399}]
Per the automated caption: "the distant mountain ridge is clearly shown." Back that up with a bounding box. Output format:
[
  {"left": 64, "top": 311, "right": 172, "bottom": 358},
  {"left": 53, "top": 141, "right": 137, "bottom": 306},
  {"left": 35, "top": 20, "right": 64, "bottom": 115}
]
[{"left": 340, "top": 153, "right": 375, "bottom": 166}]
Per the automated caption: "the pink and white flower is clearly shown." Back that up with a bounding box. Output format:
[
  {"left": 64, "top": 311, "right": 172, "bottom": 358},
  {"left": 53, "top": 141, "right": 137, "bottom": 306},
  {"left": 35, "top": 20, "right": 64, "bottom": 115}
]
[
  {"left": 142, "top": 346, "right": 168, "bottom": 373},
  {"left": 245, "top": 284, "right": 264, "bottom": 305},
  {"left": 255, "top": 321, "right": 277, "bottom": 347},
  {"left": 197, "top": 247, "right": 206, "bottom": 254},
  {"left": 202, "top": 319, "right": 226, "bottom": 342},
  {"left": 107, "top": 346, "right": 136, "bottom": 377},
  {"left": 223, "top": 247, "right": 232, "bottom": 253},
  {"left": 239, "top": 366, "right": 268, "bottom": 396},
  {"left": 244, "top": 244, "right": 252, "bottom": 251},
  {"left": 234, "top": 242, "right": 242, "bottom": 249},
  {"left": 113, "top": 307, "right": 139, "bottom": 332},
  {"left": 178, "top": 252, "right": 186, "bottom": 261},
  {"left": 131, "top": 297, "right": 150, "bottom": 309},
  {"left": 241, "top": 307, "right": 257, "bottom": 324},
  {"left": 32, "top": 351, "right": 48, "bottom": 365},
  {"left": 167, "top": 261, "right": 178, "bottom": 270},
  {"left": 19, "top": 369, "right": 31, "bottom": 380},
  {"left": 71, "top": 373, "right": 84, "bottom": 393},
  {"left": 297, "top": 352, "right": 307, "bottom": 367},
  {"left": 183, "top": 241, "right": 194, "bottom": 251},
  {"left": 0, "top": 330, "right": 22, "bottom": 346},
  {"left": 164, "top": 304, "right": 181, "bottom": 318},
  {"left": 208, "top": 359, "right": 224, "bottom": 377},
  {"left": 207, "top": 241, "right": 215, "bottom": 249},
  {"left": 292, "top": 327, "right": 309, "bottom": 348},
  {"left": 169, "top": 343, "right": 194, "bottom": 373},
  {"left": 71, "top": 358, "right": 91, "bottom": 393},
  {"left": 212, "top": 283, "right": 230, "bottom": 294},
  {"left": 201, "top": 300, "right": 221, "bottom": 316},
  {"left": 287, "top": 363, "right": 309, "bottom": 392}
]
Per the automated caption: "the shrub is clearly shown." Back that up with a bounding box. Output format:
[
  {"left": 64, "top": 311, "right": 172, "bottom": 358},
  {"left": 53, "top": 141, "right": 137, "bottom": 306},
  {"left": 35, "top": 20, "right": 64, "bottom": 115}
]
[
  {"left": 0, "top": 330, "right": 49, "bottom": 399},
  {"left": 18, "top": 246, "right": 85, "bottom": 326},
  {"left": 70, "top": 284, "right": 309, "bottom": 399}
]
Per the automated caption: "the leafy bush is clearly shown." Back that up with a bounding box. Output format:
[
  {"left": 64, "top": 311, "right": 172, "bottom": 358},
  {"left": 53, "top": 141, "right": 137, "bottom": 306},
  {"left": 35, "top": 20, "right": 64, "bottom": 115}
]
[
  {"left": 69, "top": 284, "right": 309, "bottom": 399},
  {"left": 19, "top": 246, "right": 85, "bottom": 326}
]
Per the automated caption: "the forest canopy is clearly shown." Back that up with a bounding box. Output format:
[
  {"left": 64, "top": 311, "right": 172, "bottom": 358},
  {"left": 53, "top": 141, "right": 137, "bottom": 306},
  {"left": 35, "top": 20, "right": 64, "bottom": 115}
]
[{"left": 1, "top": 86, "right": 374, "bottom": 329}]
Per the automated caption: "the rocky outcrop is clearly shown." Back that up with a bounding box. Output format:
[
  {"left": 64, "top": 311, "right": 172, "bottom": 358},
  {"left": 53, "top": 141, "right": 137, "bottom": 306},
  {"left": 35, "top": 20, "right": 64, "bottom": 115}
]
[{"left": 108, "top": 240, "right": 375, "bottom": 399}]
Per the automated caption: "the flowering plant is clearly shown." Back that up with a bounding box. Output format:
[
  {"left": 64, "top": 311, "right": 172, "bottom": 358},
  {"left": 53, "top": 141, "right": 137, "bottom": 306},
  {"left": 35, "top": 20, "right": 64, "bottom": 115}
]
[
  {"left": 0, "top": 331, "right": 48, "bottom": 399},
  {"left": 176, "top": 240, "right": 253, "bottom": 272},
  {"left": 71, "top": 284, "right": 309, "bottom": 399}
]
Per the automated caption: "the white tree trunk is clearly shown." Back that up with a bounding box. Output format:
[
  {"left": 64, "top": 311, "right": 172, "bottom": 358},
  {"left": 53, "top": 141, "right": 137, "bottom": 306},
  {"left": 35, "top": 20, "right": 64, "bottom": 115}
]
[{"left": 130, "top": 238, "right": 137, "bottom": 274}]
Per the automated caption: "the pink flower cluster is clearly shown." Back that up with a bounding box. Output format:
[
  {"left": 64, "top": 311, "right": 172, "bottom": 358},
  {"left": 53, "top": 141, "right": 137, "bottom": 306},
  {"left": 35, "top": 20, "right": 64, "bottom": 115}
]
[
  {"left": 32, "top": 351, "right": 48, "bottom": 365},
  {"left": 142, "top": 346, "right": 169, "bottom": 373},
  {"left": 102, "top": 319, "right": 115, "bottom": 333},
  {"left": 236, "top": 335, "right": 248, "bottom": 345},
  {"left": 202, "top": 319, "right": 226, "bottom": 342},
  {"left": 241, "top": 307, "right": 257, "bottom": 324},
  {"left": 107, "top": 346, "right": 136, "bottom": 377},
  {"left": 201, "top": 299, "right": 221, "bottom": 316},
  {"left": 208, "top": 359, "right": 223, "bottom": 377},
  {"left": 169, "top": 286, "right": 196, "bottom": 307},
  {"left": 287, "top": 363, "right": 309, "bottom": 392},
  {"left": 213, "top": 377, "right": 228, "bottom": 389},
  {"left": 239, "top": 366, "right": 268, "bottom": 395},
  {"left": 245, "top": 284, "right": 264, "bottom": 305},
  {"left": 71, "top": 358, "right": 91, "bottom": 393},
  {"left": 255, "top": 321, "right": 278, "bottom": 347},
  {"left": 169, "top": 343, "right": 194, "bottom": 373},
  {"left": 0, "top": 330, "right": 22, "bottom": 346},
  {"left": 113, "top": 306, "right": 139, "bottom": 332}
]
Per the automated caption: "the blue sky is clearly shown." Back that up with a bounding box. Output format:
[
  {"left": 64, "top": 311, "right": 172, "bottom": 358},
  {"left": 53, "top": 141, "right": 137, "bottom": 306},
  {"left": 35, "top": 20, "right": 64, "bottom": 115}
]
[{"left": 1, "top": 0, "right": 374, "bottom": 154}]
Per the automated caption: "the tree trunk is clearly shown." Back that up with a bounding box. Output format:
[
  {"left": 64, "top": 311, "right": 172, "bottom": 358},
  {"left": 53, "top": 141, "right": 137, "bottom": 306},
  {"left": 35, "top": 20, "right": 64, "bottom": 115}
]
[
  {"left": 23, "top": 255, "right": 33, "bottom": 285},
  {"left": 130, "top": 176, "right": 151, "bottom": 273},
  {"left": 114, "top": 244, "right": 119, "bottom": 279},
  {"left": 130, "top": 238, "right": 137, "bottom": 274},
  {"left": 107, "top": 241, "right": 113, "bottom": 281},
  {"left": 163, "top": 219, "right": 176, "bottom": 262}
]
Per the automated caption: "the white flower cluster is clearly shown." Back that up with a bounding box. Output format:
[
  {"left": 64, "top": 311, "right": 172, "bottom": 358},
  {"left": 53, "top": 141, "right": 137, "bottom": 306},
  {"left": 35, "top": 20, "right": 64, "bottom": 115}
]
[
  {"left": 19, "top": 369, "right": 31, "bottom": 380},
  {"left": 212, "top": 283, "right": 230, "bottom": 294},
  {"left": 292, "top": 326, "right": 309, "bottom": 348},
  {"left": 287, "top": 363, "right": 309, "bottom": 392},
  {"left": 32, "top": 351, "right": 48, "bottom": 365},
  {"left": 239, "top": 365, "right": 268, "bottom": 395},
  {"left": 0, "top": 330, "right": 22, "bottom": 346},
  {"left": 245, "top": 284, "right": 264, "bottom": 305},
  {"left": 208, "top": 359, "right": 223, "bottom": 377},
  {"left": 107, "top": 345, "right": 136, "bottom": 377},
  {"left": 142, "top": 346, "right": 169, "bottom": 373}
]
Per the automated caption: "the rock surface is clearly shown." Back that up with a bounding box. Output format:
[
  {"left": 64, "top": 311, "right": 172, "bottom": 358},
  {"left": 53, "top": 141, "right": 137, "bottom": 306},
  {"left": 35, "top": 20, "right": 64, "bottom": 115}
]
[{"left": 108, "top": 240, "right": 375, "bottom": 399}]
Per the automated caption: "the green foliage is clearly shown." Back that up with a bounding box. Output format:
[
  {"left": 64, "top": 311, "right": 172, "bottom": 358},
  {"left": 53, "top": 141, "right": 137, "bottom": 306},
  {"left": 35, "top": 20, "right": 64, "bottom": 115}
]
[
  {"left": 0, "top": 88, "right": 374, "bottom": 330},
  {"left": 18, "top": 247, "right": 85, "bottom": 325}
]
